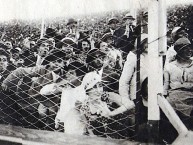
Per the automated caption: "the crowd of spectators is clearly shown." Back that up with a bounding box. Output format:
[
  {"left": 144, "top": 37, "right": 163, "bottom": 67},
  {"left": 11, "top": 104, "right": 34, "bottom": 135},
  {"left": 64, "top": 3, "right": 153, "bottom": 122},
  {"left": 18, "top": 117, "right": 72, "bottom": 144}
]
[{"left": 0, "top": 4, "right": 193, "bottom": 144}]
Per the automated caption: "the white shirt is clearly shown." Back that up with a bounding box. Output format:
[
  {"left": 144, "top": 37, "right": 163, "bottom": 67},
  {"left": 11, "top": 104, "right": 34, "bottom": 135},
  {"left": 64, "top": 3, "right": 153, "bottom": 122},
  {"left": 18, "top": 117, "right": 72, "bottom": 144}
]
[
  {"left": 36, "top": 55, "right": 45, "bottom": 66},
  {"left": 119, "top": 51, "right": 148, "bottom": 100}
]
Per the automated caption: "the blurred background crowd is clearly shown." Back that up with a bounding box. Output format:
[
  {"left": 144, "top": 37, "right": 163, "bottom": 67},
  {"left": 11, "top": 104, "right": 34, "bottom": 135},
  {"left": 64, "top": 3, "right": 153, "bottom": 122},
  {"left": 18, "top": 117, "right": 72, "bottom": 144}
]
[{"left": 0, "top": 3, "right": 193, "bottom": 144}]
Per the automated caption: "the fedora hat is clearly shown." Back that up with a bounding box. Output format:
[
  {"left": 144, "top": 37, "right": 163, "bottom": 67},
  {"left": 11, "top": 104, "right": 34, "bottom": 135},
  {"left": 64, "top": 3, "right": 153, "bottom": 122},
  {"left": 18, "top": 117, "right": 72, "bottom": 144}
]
[{"left": 123, "top": 13, "right": 135, "bottom": 21}]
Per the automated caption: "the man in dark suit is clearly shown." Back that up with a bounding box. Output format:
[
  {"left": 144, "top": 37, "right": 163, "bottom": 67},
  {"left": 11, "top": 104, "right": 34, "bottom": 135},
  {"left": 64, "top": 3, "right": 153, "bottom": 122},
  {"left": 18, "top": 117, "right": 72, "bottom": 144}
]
[
  {"left": 104, "top": 17, "right": 119, "bottom": 35},
  {"left": 66, "top": 18, "right": 89, "bottom": 43},
  {"left": 113, "top": 13, "right": 137, "bottom": 60}
]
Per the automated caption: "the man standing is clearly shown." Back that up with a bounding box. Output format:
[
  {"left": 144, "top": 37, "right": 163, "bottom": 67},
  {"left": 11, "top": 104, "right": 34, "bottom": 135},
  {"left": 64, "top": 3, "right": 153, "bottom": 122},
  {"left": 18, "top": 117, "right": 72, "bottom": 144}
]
[
  {"left": 105, "top": 17, "right": 119, "bottom": 35},
  {"left": 114, "top": 13, "right": 137, "bottom": 60},
  {"left": 35, "top": 38, "right": 52, "bottom": 66}
]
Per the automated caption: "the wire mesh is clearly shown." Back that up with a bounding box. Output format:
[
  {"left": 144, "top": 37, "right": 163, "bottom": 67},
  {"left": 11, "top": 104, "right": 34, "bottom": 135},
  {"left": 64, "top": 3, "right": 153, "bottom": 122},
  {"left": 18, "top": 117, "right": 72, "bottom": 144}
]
[
  {"left": 1, "top": 4, "right": 193, "bottom": 144},
  {"left": 0, "top": 11, "right": 143, "bottom": 141}
]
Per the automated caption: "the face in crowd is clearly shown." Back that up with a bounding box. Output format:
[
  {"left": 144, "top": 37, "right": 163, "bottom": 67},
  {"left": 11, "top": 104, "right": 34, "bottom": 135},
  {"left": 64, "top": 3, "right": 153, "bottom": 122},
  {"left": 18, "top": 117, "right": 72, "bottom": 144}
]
[
  {"left": 100, "top": 42, "right": 111, "bottom": 54},
  {"left": 87, "top": 82, "right": 103, "bottom": 99},
  {"left": 178, "top": 46, "right": 193, "bottom": 60},
  {"left": 38, "top": 42, "right": 51, "bottom": 57},
  {"left": 48, "top": 38, "right": 55, "bottom": 48},
  {"left": 176, "top": 30, "right": 188, "bottom": 40},
  {"left": 89, "top": 53, "right": 105, "bottom": 70},
  {"left": 68, "top": 23, "right": 78, "bottom": 33},
  {"left": 103, "top": 55, "right": 116, "bottom": 69},
  {"left": 5, "top": 41, "right": 13, "bottom": 50},
  {"left": 0, "top": 55, "right": 8, "bottom": 72},
  {"left": 10, "top": 51, "right": 20, "bottom": 61},
  {"left": 125, "top": 18, "right": 134, "bottom": 26},
  {"left": 109, "top": 20, "right": 118, "bottom": 30},
  {"left": 49, "top": 58, "right": 65, "bottom": 72},
  {"left": 62, "top": 46, "right": 74, "bottom": 59},
  {"left": 81, "top": 40, "right": 90, "bottom": 52}
]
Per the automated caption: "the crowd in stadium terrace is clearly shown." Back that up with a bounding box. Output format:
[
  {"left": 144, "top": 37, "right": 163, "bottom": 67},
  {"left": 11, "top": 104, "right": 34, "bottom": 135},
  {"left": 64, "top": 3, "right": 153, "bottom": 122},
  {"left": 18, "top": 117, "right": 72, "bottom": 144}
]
[{"left": 0, "top": 4, "right": 193, "bottom": 143}]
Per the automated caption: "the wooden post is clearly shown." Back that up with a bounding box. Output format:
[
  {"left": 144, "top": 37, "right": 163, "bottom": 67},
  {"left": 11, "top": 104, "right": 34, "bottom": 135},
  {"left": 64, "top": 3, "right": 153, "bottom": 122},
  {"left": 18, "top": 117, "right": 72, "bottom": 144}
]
[{"left": 147, "top": 0, "right": 161, "bottom": 143}]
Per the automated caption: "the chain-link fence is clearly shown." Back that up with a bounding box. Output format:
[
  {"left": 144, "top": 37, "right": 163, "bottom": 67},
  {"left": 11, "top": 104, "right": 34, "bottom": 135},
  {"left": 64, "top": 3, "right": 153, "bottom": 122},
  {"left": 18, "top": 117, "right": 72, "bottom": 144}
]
[
  {"left": 0, "top": 10, "right": 147, "bottom": 142},
  {"left": 1, "top": 3, "right": 193, "bottom": 144}
]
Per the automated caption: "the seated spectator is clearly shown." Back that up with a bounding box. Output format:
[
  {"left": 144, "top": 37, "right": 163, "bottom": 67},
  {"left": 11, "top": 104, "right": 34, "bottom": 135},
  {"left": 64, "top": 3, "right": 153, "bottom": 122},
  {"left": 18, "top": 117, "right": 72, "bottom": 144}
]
[
  {"left": 165, "top": 27, "right": 189, "bottom": 68},
  {"left": 164, "top": 38, "right": 193, "bottom": 127}
]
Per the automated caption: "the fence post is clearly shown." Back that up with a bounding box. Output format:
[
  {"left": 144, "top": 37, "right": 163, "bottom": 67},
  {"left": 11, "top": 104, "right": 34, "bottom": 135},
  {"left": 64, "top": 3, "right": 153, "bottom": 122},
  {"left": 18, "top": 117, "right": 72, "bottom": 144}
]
[
  {"left": 40, "top": 18, "right": 45, "bottom": 38},
  {"left": 147, "top": 0, "right": 162, "bottom": 143},
  {"left": 135, "top": 10, "right": 142, "bottom": 140}
]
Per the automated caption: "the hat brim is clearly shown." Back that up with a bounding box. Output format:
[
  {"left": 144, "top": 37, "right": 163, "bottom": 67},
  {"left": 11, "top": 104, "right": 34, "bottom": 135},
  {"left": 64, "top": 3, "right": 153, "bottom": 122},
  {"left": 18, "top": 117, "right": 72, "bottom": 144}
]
[
  {"left": 175, "top": 44, "right": 191, "bottom": 53},
  {"left": 67, "top": 21, "right": 77, "bottom": 26},
  {"left": 107, "top": 19, "right": 119, "bottom": 25},
  {"left": 123, "top": 17, "right": 135, "bottom": 21}
]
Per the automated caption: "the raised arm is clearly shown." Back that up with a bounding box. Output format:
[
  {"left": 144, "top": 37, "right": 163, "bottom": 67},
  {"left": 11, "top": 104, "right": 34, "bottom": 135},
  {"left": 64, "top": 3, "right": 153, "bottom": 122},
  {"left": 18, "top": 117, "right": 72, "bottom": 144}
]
[{"left": 2, "top": 66, "right": 45, "bottom": 89}]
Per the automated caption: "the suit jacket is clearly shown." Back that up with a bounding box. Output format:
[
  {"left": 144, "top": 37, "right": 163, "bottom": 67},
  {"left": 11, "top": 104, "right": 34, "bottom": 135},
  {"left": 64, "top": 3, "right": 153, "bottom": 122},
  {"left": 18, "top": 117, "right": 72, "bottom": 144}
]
[
  {"left": 3, "top": 66, "right": 64, "bottom": 109},
  {"left": 113, "top": 25, "right": 137, "bottom": 54}
]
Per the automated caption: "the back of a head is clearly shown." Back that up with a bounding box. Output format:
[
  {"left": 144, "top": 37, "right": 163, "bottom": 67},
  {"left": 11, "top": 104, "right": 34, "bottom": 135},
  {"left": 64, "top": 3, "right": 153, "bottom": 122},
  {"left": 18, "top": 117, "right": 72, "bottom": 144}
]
[{"left": 68, "top": 61, "right": 88, "bottom": 77}]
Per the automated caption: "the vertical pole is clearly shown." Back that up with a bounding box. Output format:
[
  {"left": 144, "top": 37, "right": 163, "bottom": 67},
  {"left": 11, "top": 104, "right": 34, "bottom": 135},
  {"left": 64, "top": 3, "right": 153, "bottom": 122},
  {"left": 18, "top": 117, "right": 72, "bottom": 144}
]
[
  {"left": 135, "top": 10, "right": 142, "bottom": 140},
  {"left": 147, "top": 0, "right": 161, "bottom": 143},
  {"left": 40, "top": 18, "right": 45, "bottom": 39},
  {"left": 158, "top": 0, "right": 167, "bottom": 56}
]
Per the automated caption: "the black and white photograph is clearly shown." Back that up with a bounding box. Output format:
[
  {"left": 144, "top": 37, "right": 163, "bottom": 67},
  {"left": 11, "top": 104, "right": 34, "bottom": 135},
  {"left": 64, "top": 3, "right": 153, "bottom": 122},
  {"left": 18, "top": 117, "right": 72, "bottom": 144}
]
[{"left": 0, "top": 0, "right": 193, "bottom": 144}]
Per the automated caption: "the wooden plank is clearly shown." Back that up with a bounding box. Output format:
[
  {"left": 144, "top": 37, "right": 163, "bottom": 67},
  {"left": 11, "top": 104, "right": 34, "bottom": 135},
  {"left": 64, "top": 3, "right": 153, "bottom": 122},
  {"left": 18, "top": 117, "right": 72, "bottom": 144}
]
[
  {"left": 0, "top": 125, "right": 140, "bottom": 145},
  {"left": 157, "top": 94, "right": 188, "bottom": 135},
  {"left": 148, "top": 0, "right": 160, "bottom": 121},
  {"left": 173, "top": 131, "right": 193, "bottom": 145}
]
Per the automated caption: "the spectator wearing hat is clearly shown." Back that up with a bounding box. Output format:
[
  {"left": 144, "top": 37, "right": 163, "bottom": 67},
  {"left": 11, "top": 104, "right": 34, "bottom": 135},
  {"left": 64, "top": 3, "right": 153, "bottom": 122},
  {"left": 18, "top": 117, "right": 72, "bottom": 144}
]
[
  {"left": 54, "top": 71, "right": 102, "bottom": 135},
  {"left": 2, "top": 49, "right": 67, "bottom": 130},
  {"left": 165, "top": 27, "right": 189, "bottom": 68},
  {"left": 45, "top": 27, "right": 64, "bottom": 44},
  {"left": 164, "top": 38, "right": 193, "bottom": 128},
  {"left": 104, "top": 17, "right": 119, "bottom": 35},
  {"left": 57, "top": 37, "right": 78, "bottom": 66},
  {"left": 66, "top": 18, "right": 89, "bottom": 43},
  {"left": 113, "top": 13, "right": 137, "bottom": 60},
  {"left": 9, "top": 48, "right": 24, "bottom": 69},
  {"left": 98, "top": 33, "right": 115, "bottom": 54}
]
